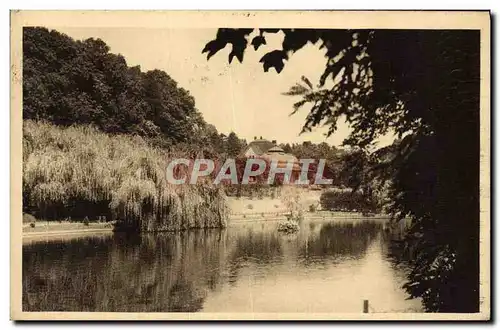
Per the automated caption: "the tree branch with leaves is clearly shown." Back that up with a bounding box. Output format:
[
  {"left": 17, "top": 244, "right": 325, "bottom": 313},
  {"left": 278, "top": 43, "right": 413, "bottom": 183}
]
[{"left": 203, "top": 28, "right": 480, "bottom": 312}]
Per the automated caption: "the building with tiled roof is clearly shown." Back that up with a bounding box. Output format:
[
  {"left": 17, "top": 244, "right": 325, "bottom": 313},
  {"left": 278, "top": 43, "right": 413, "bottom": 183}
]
[
  {"left": 242, "top": 137, "right": 301, "bottom": 171},
  {"left": 242, "top": 137, "right": 276, "bottom": 157}
]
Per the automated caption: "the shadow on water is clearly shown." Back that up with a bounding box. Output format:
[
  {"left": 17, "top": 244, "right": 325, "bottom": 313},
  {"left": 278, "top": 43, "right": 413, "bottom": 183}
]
[
  {"left": 298, "top": 221, "right": 382, "bottom": 265},
  {"left": 225, "top": 220, "right": 382, "bottom": 278},
  {"left": 23, "top": 230, "right": 225, "bottom": 312},
  {"left": 23, "top": 219, "right": 414, "bottom": 312}
]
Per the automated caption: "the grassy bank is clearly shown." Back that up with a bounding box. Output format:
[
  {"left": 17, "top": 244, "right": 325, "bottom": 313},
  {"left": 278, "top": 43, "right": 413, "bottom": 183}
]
[
  {"left": 23, "top": 220, "right": 114, "bottom": 233},
  {"left": 23, "top": 120, "right": 229, "bottom": 232}
]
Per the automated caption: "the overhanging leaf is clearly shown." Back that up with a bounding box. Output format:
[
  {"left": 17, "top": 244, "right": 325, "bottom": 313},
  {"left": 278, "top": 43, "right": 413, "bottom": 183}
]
[
  {"left": 259, "top": 50, "right": 288, "bottom": 73},
  {"left": 202, "top": 39, "right": 227, "bottom": 60},
  {"left": 251, "top": 35, "right": 267, "bottom": 51}
]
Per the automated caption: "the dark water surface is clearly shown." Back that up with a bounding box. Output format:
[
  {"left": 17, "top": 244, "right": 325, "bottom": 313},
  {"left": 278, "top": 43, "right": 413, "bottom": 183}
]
[{"left": 23, "top": 219, "right": 422, "bottom": 313}]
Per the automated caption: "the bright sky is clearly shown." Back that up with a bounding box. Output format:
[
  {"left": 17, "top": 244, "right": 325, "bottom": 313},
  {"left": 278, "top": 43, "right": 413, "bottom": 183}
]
[{"left": 47, "top": 27, "right": 395, "bottom": 147}]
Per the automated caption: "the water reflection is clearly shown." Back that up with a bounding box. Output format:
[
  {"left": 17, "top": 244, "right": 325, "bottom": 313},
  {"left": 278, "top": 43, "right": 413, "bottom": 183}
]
[
  {"left": 299, "top": 221, "right": 381, "bottom": 263},
  {"left": 23, "top": 219, "right": 422, "bottom": 312}
]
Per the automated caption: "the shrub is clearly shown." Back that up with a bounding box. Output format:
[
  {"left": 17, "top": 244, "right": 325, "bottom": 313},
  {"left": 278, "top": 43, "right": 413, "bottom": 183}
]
[
  {"left": 257, "top": 192, "right": 264, "bottom": 200},
  {"left": 280, "top": 186, "right": 306, "bottom": 217},
  {"left": 23, "top": 120, "right": 229, "bottom": 232},
  {"left": 270, "top": 190, "right": 277, "bottom": 199},
  {"left": 319, "top": 189, "right": 381, "bottom": 213},
  {"left": 277, "top": 220, "right": 300, "bottom": 233},
  {"left": 224, "top": 184, "right": 277, "bottom": 199},
  {"left": 23, "top": 213, "right": 37, "bottom": 224}
]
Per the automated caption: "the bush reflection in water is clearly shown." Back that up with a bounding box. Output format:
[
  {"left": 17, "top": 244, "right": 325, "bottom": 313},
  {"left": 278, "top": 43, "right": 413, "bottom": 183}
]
[{"left": 23, "top": 220, "right": 386, "bottom": 312}]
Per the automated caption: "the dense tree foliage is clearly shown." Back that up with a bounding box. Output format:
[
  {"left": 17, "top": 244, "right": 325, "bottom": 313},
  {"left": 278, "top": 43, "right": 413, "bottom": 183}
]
[
  {"left": 225, "top": 132, "right": 246, "bottom": 157},
  {"left": 281, "top": 141, "right": 342, "bottom": 160},
  {"left": 204, "top": 28, "right": 480, "bottom": 312},
  {"left": 23, "top": 27, "right": 249, "bottom": 155},
  {"left": 277, "top": 141, "right": 344, "bottom": 185}
]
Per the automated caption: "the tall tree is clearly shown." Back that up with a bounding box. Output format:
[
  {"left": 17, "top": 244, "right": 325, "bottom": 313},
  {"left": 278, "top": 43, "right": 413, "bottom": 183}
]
[
  {"left": 280, "top": 143, "right": 292, "bottom": 154},
  {"left": 226, "top": 131, "right": 243, "bottom": 157},
  {"left": 203, "top": 28, "right": 480, "bottom": 312},
  {"left": 23, "top": 27, "right": 209, "bottom": 148}
]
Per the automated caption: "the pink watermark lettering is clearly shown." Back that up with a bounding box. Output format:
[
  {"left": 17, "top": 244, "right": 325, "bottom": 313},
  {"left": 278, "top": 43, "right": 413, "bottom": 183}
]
[{"left": 165, "top": 158, "right": 334, "bottom": 185}]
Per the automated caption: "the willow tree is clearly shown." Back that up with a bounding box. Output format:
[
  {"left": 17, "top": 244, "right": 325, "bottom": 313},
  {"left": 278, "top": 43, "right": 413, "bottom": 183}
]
[{"left": 203, "top": 29, "right": 480, "bottom": 312}]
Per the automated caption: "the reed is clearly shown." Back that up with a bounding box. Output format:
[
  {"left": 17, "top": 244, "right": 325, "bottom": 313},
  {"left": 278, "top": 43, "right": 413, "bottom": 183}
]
[{"left": 23, "top": 120, "right": 229, "bottom": 231}]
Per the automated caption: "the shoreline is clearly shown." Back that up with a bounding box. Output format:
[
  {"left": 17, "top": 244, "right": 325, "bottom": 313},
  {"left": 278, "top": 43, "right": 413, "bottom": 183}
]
[
  {"left": 22, "top": 212, "right": 391, "bottom": 243},
  {"left": 22, "top": 222, "right": 114, "bottom": 243},
  {"left": 22, "top": 188, "right": 386, "bottom": 242}
]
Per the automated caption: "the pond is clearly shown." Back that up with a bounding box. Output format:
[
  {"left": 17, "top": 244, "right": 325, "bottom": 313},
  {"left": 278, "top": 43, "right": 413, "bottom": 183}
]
[{"left": 22, "top": 218, "right": 422, "bottom": 313}]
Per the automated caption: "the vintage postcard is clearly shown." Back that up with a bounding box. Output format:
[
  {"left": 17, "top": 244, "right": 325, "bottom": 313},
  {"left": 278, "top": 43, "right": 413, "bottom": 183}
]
[{"left": 10, "top": 10, "right": 490, "bottom": 320}]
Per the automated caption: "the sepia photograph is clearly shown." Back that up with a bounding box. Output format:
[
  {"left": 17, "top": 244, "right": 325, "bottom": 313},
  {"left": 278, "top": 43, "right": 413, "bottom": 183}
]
[{"left": 10, "top": 10, "right": 490, "bottom": 320}]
